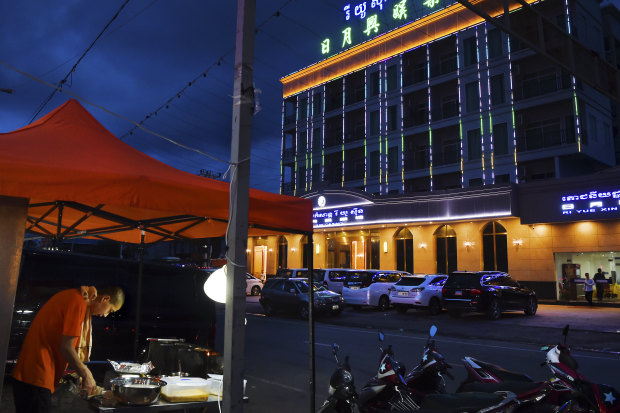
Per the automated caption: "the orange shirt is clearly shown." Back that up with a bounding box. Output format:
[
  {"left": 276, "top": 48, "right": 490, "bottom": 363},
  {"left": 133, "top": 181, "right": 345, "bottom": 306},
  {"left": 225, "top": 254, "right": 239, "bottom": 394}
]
[{"left": 13, "top": 289, "right": 86, "bottom": 392}]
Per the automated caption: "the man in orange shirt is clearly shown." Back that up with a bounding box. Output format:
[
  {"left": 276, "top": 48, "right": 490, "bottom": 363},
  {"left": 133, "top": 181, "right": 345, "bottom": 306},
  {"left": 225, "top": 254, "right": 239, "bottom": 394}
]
[{"left": 12, "top": 286, "right": 124, "bottom": 413}]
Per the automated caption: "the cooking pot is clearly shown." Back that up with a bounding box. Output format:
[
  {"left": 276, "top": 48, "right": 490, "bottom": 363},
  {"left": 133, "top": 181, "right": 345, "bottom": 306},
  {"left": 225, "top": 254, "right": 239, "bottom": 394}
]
[{"left": 109, "top": 376, "right": 167, "bottom": 405}]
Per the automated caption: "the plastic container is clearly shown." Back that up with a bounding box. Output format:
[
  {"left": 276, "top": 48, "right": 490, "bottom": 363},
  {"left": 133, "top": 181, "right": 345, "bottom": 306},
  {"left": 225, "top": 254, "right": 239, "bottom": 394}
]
[
  {"left": 205, "top": 374, "right": 246, "bottom": 397},
  {"left": 160, "top": 376, "right": 210, "bottom": 402}
]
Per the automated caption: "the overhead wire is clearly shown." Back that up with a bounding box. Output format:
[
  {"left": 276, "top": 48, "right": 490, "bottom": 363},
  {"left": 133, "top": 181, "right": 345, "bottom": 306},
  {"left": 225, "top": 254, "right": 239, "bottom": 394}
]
[{"left": 29, "top": 0, "right": 132, "bottom": 124}]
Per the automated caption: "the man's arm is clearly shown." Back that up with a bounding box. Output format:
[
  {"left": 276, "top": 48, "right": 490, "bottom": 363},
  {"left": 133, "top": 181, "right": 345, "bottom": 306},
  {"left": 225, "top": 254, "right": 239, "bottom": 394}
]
[{"left": 60, "top": 335, "right": 97, "bottom": 395}]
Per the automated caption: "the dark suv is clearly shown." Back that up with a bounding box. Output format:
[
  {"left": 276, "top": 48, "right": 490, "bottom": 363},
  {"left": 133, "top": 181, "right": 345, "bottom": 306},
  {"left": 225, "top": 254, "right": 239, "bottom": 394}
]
[
  {"left": 442, "top": 271, "right": 537, "bottom": 320},
  {"left": 259, "top": 278, "right": 343, "bottom": 319}
]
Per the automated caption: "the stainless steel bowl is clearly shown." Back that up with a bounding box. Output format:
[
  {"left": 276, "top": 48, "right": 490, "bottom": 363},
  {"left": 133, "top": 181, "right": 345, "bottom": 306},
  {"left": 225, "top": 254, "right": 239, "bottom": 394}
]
[{"left": 109, "top": 376, "right": 167, "bottom": 405}]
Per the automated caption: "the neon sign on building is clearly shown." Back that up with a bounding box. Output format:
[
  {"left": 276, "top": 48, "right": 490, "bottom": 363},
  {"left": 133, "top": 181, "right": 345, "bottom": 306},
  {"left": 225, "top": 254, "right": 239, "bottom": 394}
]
[
  {"left": 319, "top": 0, "right": 454, "bottom": 56},
  {"left": 560, "top": 189, "right": 620, "bottom": 216}
]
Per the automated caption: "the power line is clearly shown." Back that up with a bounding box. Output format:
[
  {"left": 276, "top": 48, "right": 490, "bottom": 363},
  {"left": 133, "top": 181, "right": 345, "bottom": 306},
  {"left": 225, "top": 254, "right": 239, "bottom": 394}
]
[{"left": 29, "top": 0, "right": 132, "bottom": 124}]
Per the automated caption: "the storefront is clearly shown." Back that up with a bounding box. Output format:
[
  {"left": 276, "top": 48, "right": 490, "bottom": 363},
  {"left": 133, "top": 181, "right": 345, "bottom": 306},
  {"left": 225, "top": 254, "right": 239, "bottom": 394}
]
[{"left": 247, "top": 170, "right": 620, "bottom": 302}]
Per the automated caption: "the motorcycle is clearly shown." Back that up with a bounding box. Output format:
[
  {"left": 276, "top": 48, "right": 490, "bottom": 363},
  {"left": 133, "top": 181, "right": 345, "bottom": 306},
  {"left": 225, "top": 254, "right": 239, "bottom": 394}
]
[
  {"left": 358, "top": 327, "right": 520, "bottom": 413},
  {"left": 317, "top": 343, "right": 358, "bottom": 413},
  {"left": 459, "top": 325, "right": 620, "bottom": 412}
]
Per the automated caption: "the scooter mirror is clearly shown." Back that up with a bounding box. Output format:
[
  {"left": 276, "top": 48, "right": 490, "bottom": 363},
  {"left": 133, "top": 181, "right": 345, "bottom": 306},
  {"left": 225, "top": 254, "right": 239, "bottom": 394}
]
[
  {"left": 429, "top": 325, "right": 437, "bottom": 337},
  {"left": 378, "top": 330, "right": 385, "bottom": 342},
  {"left": 562, "top": 325, "right": 570, "bottom": 337},
  {"left": 332, "top": 343, "right": 340, "bottom": 355}
]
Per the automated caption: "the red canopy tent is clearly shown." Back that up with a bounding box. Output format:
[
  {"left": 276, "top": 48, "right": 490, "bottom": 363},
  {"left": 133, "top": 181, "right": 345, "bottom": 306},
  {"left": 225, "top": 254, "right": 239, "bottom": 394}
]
[{"left": 0, "top": 99, "right": 312, "bottom": 242}]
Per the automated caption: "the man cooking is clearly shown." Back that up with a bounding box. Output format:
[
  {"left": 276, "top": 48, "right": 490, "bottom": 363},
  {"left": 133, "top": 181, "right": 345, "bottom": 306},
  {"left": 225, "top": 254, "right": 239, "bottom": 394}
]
[{"left": 12, "top": 286, "right": 124, "bottom": 413}]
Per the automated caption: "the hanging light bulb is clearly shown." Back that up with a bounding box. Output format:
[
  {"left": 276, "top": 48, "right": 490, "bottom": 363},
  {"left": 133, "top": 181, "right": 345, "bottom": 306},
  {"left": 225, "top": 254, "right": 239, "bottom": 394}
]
[{"left": 203, "top": 266, "right": 227, "bottom": 303}]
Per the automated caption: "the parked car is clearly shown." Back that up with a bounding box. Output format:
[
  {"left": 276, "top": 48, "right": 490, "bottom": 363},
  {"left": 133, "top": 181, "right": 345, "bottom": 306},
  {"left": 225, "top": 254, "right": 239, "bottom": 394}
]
[
  {"left": 320, "top": 268, "right": 352, "bottom": 294},
  {"left": 442, "top": 271, "right": 538, "bottom": 320},
  {"left": 388, "top": 274, "right": 448, "bottom": 315},
  {"left": 259, "top": 278, "right": 344, "bottom": 319},
  {"left": 202, "top": 268, "right": 263, "bottom": 296},
  {"left": 275, "top": 268, "right": 324, "bottom": 280},
  {"left": 341, "top": 270, "right": 411, "bottom": 311}
]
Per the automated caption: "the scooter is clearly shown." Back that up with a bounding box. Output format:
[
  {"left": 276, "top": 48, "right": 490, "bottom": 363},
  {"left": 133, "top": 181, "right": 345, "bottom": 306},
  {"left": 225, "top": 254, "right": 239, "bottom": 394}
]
[
  {"left": 317, "top": 343, "right": 358, "bottom": 413},
  {"left": 358, "top": 328, "right": 520, "bottom": 413},
  {"left": 459, "top": 325, "right": 620, "bottom": 412}
]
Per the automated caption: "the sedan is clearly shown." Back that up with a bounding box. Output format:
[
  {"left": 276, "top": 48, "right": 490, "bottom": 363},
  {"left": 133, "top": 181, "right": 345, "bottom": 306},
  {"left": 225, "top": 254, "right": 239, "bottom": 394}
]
[{"left": 389, "top": 274, "right": 447, "bottom": 315}]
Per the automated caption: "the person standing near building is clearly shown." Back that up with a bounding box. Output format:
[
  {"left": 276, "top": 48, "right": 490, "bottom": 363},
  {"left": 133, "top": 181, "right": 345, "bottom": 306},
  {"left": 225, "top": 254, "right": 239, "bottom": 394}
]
[
  {"left": 584, "top": 273, "right": 594, "bottom": 306},
  {"left": 593, "top": 268, "right": 606, "bottom": 302},
  {"left": 12, "top": 286, "right": 124, "bottom": 413}
]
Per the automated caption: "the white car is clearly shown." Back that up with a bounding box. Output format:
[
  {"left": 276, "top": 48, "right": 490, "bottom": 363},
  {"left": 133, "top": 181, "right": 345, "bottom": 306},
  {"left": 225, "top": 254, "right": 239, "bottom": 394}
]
[
  {"left": 246, "top": 273, "right": 263, "bottom": 296},
  {"left": 342, "top": 270, "right": 411, "bottom": 311},
  {"left": 320, "top": 268, "right": 352, "bottom": 294},
  {"left": 389, "top": 274, "right": 447, "bottom": 315}
]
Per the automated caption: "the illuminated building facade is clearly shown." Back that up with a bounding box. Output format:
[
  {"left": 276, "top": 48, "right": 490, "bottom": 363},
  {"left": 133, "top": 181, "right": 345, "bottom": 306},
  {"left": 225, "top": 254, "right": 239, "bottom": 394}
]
[{"left": 248, "top": 0, "right": 620, "bottom": 302}]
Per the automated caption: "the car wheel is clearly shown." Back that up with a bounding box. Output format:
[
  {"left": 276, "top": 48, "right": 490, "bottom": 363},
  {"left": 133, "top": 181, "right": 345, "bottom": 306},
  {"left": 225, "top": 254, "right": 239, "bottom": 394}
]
[
  {"left": 299, "top": 304, "right": 309, "bottom": 320},
  {"left": 378, "top": 295, "right": 390, "bottom": 311},
  {"left": 428, "top": 298, "right": 442, "bottom": 316},
  {"left": 524, "top": 296, "right": 538, "bottom": 316},
  {"left": 395, "top": 304, "right": 408, "bottom": 314},
  {"left": 262, "top": 300, "right": 274, "bottom": 316},
  {"left": 487, "top": 298, "right": 501, "bottom": 320},
  {"left": 251, "top": 286, "right": 261, "bottom": 296},
  {"left": 448, "top": 310, "right": 461, "bottom": 318}
]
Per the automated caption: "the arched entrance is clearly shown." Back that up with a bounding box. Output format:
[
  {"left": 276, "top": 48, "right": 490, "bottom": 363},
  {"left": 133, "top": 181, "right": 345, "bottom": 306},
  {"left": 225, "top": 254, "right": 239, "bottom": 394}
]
[
  {"left": 482, "top": 221, "right": 508, "bottom": 272},
  {"left": 278, "top": 235, "right": 288, "bottom": 269},
  {"left": 394, "top": 227, "right": 414, "bottom": 273},
  {"left": 434, "top": 225, "right": 457, "bottom": 274}
]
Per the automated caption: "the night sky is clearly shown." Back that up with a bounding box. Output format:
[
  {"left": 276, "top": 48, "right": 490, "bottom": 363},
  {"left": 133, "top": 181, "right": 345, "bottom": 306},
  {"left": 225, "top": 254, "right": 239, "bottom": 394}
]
[{"left": 2, "top": 0, "right": 619, "bottom": 193}]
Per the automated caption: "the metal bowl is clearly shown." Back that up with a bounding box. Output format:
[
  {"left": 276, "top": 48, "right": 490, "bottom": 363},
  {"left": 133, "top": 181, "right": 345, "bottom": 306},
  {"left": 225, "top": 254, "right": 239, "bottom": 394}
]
[{"left": 109, "top": 376, "right": 167, "bottom": 405}]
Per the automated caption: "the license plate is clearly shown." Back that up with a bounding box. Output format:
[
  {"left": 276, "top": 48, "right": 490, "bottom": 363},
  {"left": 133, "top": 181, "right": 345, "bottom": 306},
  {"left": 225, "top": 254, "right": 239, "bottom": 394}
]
[
  {"left": 398, "top": 291, "right": 408, "bottom": 296},
  {"left": 332, "top": 305, "right": 339, "bottom": 310},
  {"left": 455, "top": 291, "right": 462, "bottom": 296},
  {"left": 350, "top": 286, "right": 360, "bottom": 290}
]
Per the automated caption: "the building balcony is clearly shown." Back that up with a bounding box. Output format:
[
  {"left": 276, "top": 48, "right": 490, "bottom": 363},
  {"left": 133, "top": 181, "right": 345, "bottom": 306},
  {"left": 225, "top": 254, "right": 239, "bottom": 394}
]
[
  {"left": 516, "top": 127, "right": 575, "bottom": 152},
  {"left": 514, "top": 73, "right": 571, "bottom": 101},
  {"left": 403, "top": 153, "right": 430, "bottom": 171},
  {"left": 432, "top": 149, "right": 460, "bottom": 166}
]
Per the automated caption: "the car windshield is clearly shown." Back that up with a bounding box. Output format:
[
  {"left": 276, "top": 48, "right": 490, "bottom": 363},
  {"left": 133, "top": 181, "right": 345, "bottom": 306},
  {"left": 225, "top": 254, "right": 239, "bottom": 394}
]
[
  {"left": 294, "top": 280, "right": 326, "bottom": 293},
  {"left": 445, "top": 273, "right": 481, "bottom": 288},
  {"left": 396, "top": 277, "right": 425, "bottom": 287}
]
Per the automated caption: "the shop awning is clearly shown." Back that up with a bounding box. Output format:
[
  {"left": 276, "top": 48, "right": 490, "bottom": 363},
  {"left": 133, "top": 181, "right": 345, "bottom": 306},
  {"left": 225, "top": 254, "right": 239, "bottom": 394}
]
[{"left": 0, "top": 99, "right": 313, "bottom": 243}]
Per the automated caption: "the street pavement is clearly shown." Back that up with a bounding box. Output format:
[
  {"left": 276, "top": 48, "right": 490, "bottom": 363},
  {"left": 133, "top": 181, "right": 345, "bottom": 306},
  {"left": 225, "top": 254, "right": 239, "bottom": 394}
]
[{"left": 244, "top": 297, "right": 620, "bottom": 353}]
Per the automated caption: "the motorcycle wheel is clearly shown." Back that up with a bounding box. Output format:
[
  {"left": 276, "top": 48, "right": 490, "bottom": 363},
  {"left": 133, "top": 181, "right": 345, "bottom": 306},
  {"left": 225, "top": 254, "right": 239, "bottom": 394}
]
[{"left": 487, "top": 298, "right": 501, "bottom": 320}]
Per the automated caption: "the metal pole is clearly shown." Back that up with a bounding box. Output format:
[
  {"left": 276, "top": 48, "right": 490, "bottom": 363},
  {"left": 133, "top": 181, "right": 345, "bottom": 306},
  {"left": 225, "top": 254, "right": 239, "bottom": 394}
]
[
  {"left": 133, "top": 230, "right": 145, "bottom": 360},
  {"left": 223, "top": 0, "right": 255, "bottom": 412},
  {"left": 308, "top": 233, "right": 315, "bottom": 413}
]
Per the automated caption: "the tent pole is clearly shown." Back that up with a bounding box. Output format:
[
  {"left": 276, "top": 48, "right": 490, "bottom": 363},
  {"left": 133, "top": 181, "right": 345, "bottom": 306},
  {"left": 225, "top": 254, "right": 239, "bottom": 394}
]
[
  {"left": 0, "top": 196, "right": 28, "bottom": 403},
  {"left": 223, "top": 0, "right": 255, "bottom": 412},
  {"left": 133, "top": 230, "right": 145, "bottom": 360},
  {"left": 308, "top": 233, "right": 315, "bottom": 413}
]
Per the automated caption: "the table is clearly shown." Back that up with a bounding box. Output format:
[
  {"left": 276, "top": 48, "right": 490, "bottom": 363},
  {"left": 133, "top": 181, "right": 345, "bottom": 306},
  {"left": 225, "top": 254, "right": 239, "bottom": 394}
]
[{"left": 90, "top": 398, "right": 219, "bottom": 413}]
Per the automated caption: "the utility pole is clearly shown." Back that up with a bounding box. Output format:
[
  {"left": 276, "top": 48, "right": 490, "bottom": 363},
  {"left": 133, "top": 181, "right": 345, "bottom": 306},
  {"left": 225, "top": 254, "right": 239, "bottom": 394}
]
[{"left": 223, "top": 0, "right": 255, "bottom": 412}]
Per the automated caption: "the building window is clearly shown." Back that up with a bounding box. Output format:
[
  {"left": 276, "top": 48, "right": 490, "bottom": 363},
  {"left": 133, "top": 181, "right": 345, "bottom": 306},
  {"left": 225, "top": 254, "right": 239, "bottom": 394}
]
[
  {"left": 388, "top": 146, "right": 399, "bottom": 174},
  {"left": 493, "top": 123, "right": 509, "bottom": 155},
  {"left": 370, "top": 150, "right": 380, "bottom": 177},
  {"left": 313, "top": 92, "right": 322, "bottom": 116},
  {"left": 435, "top": 225, "right": 457, "bottom": 275},
  {"left": 464, "top": 36, "right": 478, "bottom": 66},
  {"left": 466, "top": 81, "right": 479, "bottom": 113},
  {"left": 490, "top": 74, "right": 505, "bottom": 105},
  {"left": 386, "top": 65, "right": 398, "bottom": 91},
  {"left": 299, "top": 98, "right": 308, "bottom": 119},
  {"left": 278, "top": 235, "right": 288, "bottom": 269},
  {"left": 312, "top": 127, "right": 321, "bottom": 152},
  {"left": 387, "top": 105, "right": 398, "bottom": 131},
  {"left": 312, "top": 163, "right": 321, "bottom": 184},
  {"left": 370, "top": 110, "right": 380, "bottom": 136},
  {"left": 395, "top": 227, "right": 414, "bottom": 274},
  {"left": 487, "top": 28, "right": 502, "bottom": 58},
  {"left": 482, "top": 221, "right": 508, "bottom": 272},
  {"left": 369, "top": 71, "right": 380, "bottom": 96},
  {"left": 467, "top": 128, "right": 482, "bottom": 160}
]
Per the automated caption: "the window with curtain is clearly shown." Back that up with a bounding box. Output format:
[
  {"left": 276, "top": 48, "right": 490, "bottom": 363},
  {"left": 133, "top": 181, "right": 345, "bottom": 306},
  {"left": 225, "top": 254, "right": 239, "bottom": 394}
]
[
  {"left": 434, "top": 225, "right": 457, "bottom": 275},
  {"left": 482, "top": 221, "right": 508, "bottom": 272}
]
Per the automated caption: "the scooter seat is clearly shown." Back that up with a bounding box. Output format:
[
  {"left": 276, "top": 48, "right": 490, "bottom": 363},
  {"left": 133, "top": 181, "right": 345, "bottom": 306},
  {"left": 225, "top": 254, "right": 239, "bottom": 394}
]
[
  {"left": 459, "top": 380, "right": 544, "bottom": 396},
  {"left": 473, "top": 358, "right": 533, "bottom": 382},
  {"left": 421, "top": 392, "right": 506, "bottom": 412}
]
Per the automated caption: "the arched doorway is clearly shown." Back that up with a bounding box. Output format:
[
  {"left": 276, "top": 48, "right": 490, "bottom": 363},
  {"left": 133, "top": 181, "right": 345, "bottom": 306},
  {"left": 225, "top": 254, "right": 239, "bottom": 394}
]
[
  {"left": 277, "top": 235, "right": 288, "bottom": 269},
  {"left": 253, "top": 238, "right": 268, "bottom": 280},
  {"left": 301, "top": 235, "right": 310, "bottom": 268},
  {"left": 434, "top": 225, "right": 457, "bottom": 274},
  {"left": 394, "top": 227, "right": 414, "bottom": 273},
  {"left": 482, "top": 221, "right": 508, "bottom": 272}
]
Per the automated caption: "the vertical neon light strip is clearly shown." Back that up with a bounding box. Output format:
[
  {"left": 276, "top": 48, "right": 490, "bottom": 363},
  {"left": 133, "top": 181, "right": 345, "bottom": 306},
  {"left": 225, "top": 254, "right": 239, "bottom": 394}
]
[
  {"left": 342, "top": 76, "right": 346, "bottom": 187},
  {"left": 322, "top": 85, "right": 326, "bottom": 184},
  {"left": 280, "top": 99, "right": 285, "bottom": 194},
  {"left": 427, "top": 45, "right": 433, "bottom": 191},
  {"left": 382, "top": 62, "right": 388, "bottom": 193},
  {"left": 294, "top": 95, "right": 299, "bottom": 195},
  {"left": 475, "top": 28, "right": 486, "bottom": 184},
  {"left": 506, "top": 18, "right": 519, "bottom": 183},
  {"left": 305, "top": 91, "right": 310, "bottom": 192},
  {"left": 309, "top": 91, "right": 314, "bottom": 190},
  {"left": 400, "top": 53, "right": 405, "bottom": 192},
  {"left": 565, "top": 0, "right": 581, "bottom": 152},
  {"left": 484, "top": 23, "right": 495, "bottom": 184},
  {"left": 456, "top": 33, "right": 464, "bottom": 188},
  {"left": 364, "top": 69, "right": 368, "bottom": 188},
  {"left": 379, "top": 63, "right": 384, "bottom": 193}
]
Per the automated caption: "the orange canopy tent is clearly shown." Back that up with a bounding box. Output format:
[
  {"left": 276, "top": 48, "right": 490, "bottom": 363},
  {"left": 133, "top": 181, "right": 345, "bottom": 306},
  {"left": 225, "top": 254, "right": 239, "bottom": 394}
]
[{"left": 0, "top": 99, "right": 313, "bottom": 242}]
